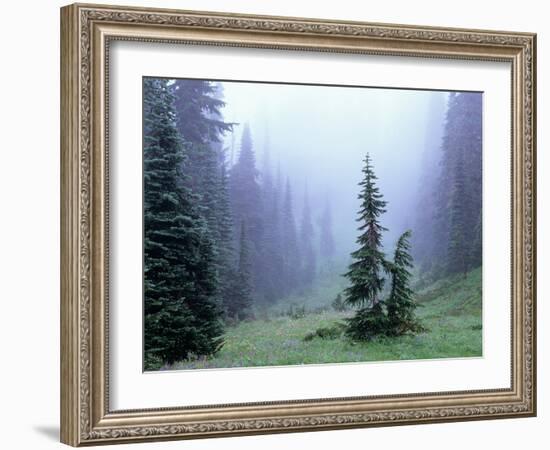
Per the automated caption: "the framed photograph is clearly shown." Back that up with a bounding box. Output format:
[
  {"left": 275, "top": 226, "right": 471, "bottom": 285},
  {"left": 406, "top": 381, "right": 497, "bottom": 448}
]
[{"left": 60, "top": 3, "right": 537, "bottom": 446}]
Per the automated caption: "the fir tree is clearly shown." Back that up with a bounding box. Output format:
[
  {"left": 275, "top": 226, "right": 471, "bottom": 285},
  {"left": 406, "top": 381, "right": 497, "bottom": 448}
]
[
  {"left": 196, "top": 143, "right": 222, "bottom": 244},
  {"left": 319, "top": 196, "right": 335, "bottom": 270},
  {"left": 426, "top": 92, "right": 482, "bottom": 277},
  {"left": 142, "top": 78, "right": 224, "bottom": 368},
  {"left": 226, "top": 222, "right": 254, "bottom": 320},
  {"left": 170, "top": 78, "right": 235, "bottom": 315},
  {"left": 411, "top": 92, "right": 447, "bottom": 273},
  {"left": 344, "top": 154, "right": 388, "bottom": 341},
  {"left": 386, "top": 230, "right": 423, "bottom": 335},
  {"left": 344, "top": 154, "right": 388, "bottom": 307},
  {"left": 256, "top": 131, "right": 277, "bottom": 300},
  {"left": 447, "top": 151, "right": 469, "bottom": 277},
  {"left": 261, "top": 152, "right": 284, "bottom": 303},
  {"left": 300, "top": 185, "right": 316, "bottom": 287},
  {"left": 218, "top": 160, "right": 235, "bottom": 316},
  {"left": 282, "top": 177, "right": 301, "bottom": 293},
  {"left": 344, "top": 302, "right": 387, "bottom": 341},
  {"left": 172, "top": 79, "right": 232, "bottom": 145},
  {"left": 229, "top": 124, "right": 264, "bottom": 292},
  {"left": 261, "top": 129, "right": 273, "bottom": 205},
  {"left": 171, "top": 79, "right": 231, "bottom": 195}
]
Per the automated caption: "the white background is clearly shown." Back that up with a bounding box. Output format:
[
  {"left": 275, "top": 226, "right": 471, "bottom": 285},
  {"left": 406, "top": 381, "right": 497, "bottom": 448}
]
[
  {"left": 0, "top": 0, "right": 546, "bottom": 449},
  {"left": 110, "top": 43, "right": 511, "bottom": 409}
]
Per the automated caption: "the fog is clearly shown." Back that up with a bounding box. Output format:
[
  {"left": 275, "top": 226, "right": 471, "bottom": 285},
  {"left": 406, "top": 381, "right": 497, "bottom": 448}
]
[
  {"left": 219, "top": 81, "right": 448, "bottom": 260},
  {"left": 143, "top": 77, "right": 481, "bottom": 368}
]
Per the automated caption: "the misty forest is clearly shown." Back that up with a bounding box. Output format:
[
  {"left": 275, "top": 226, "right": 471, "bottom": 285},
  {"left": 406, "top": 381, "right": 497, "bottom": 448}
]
[{"left": 143, "top": 78, "right": 482, "bottom": 371}]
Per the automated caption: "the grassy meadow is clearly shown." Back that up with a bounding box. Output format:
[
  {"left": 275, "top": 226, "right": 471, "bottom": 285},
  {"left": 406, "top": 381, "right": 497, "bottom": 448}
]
[{"left": 171, "top": 267, "right": 482, "bottom": 370}]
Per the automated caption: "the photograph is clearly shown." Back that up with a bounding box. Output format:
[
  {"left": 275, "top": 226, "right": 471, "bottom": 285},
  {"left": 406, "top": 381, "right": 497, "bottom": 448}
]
[{"left": 142, "top": 78, "right": 483, "bottom": 371}]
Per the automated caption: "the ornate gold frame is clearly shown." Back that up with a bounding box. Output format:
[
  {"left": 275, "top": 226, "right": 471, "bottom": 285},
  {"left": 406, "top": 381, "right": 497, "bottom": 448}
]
[{"left": 60, "top": 2, "right": 536, "bottom": 446}]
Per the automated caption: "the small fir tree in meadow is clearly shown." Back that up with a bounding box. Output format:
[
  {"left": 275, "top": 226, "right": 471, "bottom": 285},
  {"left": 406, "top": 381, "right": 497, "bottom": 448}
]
[
  {"left": 344, "top": 153, "right": 389, "bottom": 340},
  {"left": 386, "top": 230, "right": 424, "bottom": 336}
]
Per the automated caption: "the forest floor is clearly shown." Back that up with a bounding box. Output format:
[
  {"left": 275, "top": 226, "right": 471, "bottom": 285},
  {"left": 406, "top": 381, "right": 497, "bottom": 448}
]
[{"left": 172, "top": 267, "right": 482, "bottom": 370}]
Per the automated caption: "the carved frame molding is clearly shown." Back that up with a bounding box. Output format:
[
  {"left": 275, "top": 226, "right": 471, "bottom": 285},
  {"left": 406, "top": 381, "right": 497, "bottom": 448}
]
[{"left": 60, "top": 3, "right": 536, "bottom": 446}]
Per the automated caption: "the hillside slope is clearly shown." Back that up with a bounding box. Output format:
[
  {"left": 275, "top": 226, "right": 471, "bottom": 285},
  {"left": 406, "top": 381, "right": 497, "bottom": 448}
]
[{"left": 173, "top": 267, "right": 482, "bottom": 370}]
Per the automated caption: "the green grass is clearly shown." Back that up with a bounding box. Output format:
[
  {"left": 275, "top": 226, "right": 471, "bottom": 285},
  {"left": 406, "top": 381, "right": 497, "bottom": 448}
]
[{"left": 172, "top": 267, "right": 482, "bottom": 370}]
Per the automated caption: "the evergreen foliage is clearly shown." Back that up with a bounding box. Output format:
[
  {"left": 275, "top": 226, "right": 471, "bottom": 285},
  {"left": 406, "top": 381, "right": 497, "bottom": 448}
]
[
  {"left": 143, "top": 78, "right": 224, "bottom": 368},
  {"left": 217, "top": 162, "right": 236, "bottom": 316},
  {"left": 344, "top": 155, "right": 423, "bottom": 341},
  {"left": 420, "top": 92, "right": 482, "bottom": 277},
  {"left": 319, "top": 197, "right": 336, "bottom": 270},
  {"left": 386, "top": 230, "right": 424, "bottom": 335},
  {"left": 344, "top": 154, "right": 388, "bottom": 308},
  {"left": 282, "top": 178, "right": 301, "bottom": 294},
  {"left": 299, "top": 186, "right": 316, "bottom": 288},
  {"left": 226, "top": 222, "right": 254, "bottom": 320},
  {"left": 261, "top": 153, "right": 285, "bottom": 303},
  {"left": 229, "top": 124, "right": 264, "bottom": 295},
  {"left": 343, "top": 154, "right": 390, "bottom": 340},
  {"left": 447, "top": 151, "right": 469, "bottom": 276},
  {"left": 345, "top": 304, "right": 388, "bottom": 341},
  {"left": 411, "top": 93, "right": 447, "bottom": 272},
  {"left": 172, "top": 79, "right": 232, "bottom": 145},
  {"left": 171, "top": 79, "right": 235, "bottom": 313}
]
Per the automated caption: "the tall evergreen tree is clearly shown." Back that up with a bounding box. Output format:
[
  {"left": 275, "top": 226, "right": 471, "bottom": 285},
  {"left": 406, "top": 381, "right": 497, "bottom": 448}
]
[
  {"left": 256, "top": 131, "right": 276, "bottom": 299},
  {"left": 344, "top": 154, "right": 388, "bottom": 307},
  {"left": 171, "top": 79, "right": 238, "bottom": 322},
  {"left": 281, "top": 177, "right": 301, "bottom": 294},
  {"left": 172, "top": 79, "right": 232, "bottom": 145},
  {"left": 260, "top": 147, "right": 284, "bottom": 303},
  {"left": 261, "top": 129, "right": 273, "bottom": 204},
  {"left": 171, "top": 79, "right": 231, "bottom": 194},
  {"left": 142, "top": 78, "right": 224, "bottom": 368},
  {"left": 411, "top": 92, "right": 447, "bottom": 273},
  {"left": 229, "top": 124, "right": 264, "bottom": 294},
  {"left": 319, "top": 196, "right": 335, "bottom": 270},
  {"left": 386, "top": 230, "right": 423, "bottom": 335},
  {"left": 428, "top": 92, "right": 482, "bottom": 277},
  {"left": 299, "top": 185, "right": 316, "bottom": 288},
  {"left": 447, "top": 151, "right": 469, "bottom": 276},
  {"left": 344, "top": 154, "right": 389, "bottom": 341},
  {"left": 217, "top": 160, "right": 235, "bottom": 315},
  {"left": 226, "top": 222, "right": 254, "bottom": 320},
  {"left": 195, "top": 143, "right": 222, "bottom": 244}
]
